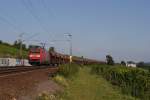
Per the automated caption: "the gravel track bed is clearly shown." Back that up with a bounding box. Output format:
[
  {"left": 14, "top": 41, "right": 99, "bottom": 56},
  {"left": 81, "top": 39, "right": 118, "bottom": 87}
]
[{"left": 0, "top": 67, "right": 62, "bottom": 100}]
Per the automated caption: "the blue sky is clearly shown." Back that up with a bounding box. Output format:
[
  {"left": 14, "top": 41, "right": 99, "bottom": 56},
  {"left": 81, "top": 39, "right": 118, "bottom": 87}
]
[{"left": 0, "top": 0, "right": 150, "bottom": 62}]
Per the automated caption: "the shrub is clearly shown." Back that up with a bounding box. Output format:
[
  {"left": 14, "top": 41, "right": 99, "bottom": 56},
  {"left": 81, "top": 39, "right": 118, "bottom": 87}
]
[
  {"left": 0, "top": 40, "right": 2, "bottom": 44},
  {"left": 106, "top": 55, "right": 114, "bottom": 65},
  {"left": 53, "top": 75, "right": 68, "bottom": 87},
  {"left": 91, "top": 64, "right": 150, "bottom": 100},
  {"left": 58, "top": 63, "right": 79, "bottom": 78}
]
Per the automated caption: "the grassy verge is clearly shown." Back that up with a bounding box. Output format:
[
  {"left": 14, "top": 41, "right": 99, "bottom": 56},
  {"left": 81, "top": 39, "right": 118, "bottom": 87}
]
[
  {"left": 36, "top": 64, "right": 80, "bottom": 100},
  {"left": 58, "top": 63, "right": 80, "bottom": 78},
  {"left": 56, "top": 66, "right": 136, "bottom": 100}
]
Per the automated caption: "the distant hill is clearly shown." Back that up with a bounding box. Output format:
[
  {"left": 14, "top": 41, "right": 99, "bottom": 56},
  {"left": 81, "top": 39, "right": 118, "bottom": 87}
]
[{"left": 0, "top": 43, "right": 28, "bottom": 58}]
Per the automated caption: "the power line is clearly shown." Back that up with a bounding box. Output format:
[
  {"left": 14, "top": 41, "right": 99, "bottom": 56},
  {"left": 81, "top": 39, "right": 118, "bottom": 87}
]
[
  {"left": 21, "top": 0, "right": 50, "bottom": 34},
  {"left": 40, "top": 0, "right": 57, "bottom": 41},
  {"left": 26, "top": 33, "right": 40, "bottom": 41},
  {"left": 40, "top": 0, "right": 55, "bottom": 17},
  {"left": 0, "top": 8, "right": 23, "bottom": 33},
  {"left": 0, "top": 16, "right": 21, "bottom": 33}
]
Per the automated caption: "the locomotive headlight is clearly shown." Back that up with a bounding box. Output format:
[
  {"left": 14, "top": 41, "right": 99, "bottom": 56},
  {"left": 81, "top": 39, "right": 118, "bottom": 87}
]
[
  {"left": 36, "top": 55, "right": 40, "bottom": 57},
  {"left": 29, "top": 54, "right": 40, "bottom": 57},
  {"left": 29, "top": 55, "right": 33, "bottom": 57}
]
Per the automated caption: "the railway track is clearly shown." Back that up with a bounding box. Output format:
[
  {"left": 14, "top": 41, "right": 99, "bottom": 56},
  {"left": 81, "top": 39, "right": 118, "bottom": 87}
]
[{"left": 0, "top": 66, "right": 58, "bottom": 75}]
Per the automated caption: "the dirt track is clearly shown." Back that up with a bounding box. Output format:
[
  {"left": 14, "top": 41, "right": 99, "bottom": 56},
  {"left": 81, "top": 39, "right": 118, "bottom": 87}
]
[{"left": 0, "top": 67, "right": 62, "bottom": 100}]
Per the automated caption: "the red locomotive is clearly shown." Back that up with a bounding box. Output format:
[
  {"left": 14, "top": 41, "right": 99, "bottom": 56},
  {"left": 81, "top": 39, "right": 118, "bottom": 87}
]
[{"left": 28, "top": 46, "right": 49, "bottom": 65}]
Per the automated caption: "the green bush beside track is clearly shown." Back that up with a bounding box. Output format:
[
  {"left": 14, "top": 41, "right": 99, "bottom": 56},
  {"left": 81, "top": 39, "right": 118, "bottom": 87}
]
[
  {"left": 58, "top": 63, "right": 80, "bottom": 78},
  {"left": 91, "top": 64, "right": 150, "bottom": 100}
]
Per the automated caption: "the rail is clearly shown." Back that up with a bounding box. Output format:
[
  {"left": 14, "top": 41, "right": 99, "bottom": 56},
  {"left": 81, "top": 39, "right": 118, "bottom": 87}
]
[{"left": 0, "top": 66, "right": 58, "bottom": 75}]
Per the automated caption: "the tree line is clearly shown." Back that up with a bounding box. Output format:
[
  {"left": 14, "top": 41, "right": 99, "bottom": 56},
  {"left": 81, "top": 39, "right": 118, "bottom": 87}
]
[
  {"left": 106, "top": 55, "right": 150, "bottom": 70},
  {"left": 0, "top": 40, "right": 28, "bottom": 51}
]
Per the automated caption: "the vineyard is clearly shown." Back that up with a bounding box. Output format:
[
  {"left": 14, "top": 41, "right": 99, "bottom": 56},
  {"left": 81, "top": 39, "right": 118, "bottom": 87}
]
[{"left": 91, "top": 64, "right": 150, "bottom": 100}]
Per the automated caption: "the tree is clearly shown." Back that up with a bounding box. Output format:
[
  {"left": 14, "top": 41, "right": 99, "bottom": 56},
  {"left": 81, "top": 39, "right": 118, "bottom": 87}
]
[
  {"left": 121, "top": 61, "right": 126, "bottom": 66},
  {"left": 22, "top": 44, "right": 26, "bottom": 50},
  {"left": 14, "top": 40, "right": 18, "bottom": 46},
  {"left": 106, "top": 55, "right": 114, "bottom": 65},
  {"left": 0, "top": 40, "right": 2, "bottom": 44},
  {"left": 13, "top": 40, "right": 20, "bottom": 49},
  {"left": 137, "top": 61, "right": 145, "bottom": 68},
  {"left": 13, "top": 40, "right": 27, "bottom": 50}
]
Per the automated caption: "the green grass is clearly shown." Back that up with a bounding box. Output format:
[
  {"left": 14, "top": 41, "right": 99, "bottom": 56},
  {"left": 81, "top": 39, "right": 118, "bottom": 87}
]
[
  {"left": 61, "top": 67, "right": 136, "bottom": 100},
  {"left": 0, "top": 44, "right": 28, "bottom": 58},
  {"left": 58, "top": 63, "right": 79, "bottom": 78}
]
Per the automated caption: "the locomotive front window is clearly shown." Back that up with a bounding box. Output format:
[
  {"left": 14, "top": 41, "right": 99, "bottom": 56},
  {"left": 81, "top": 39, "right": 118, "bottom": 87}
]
[
  {"left": 30, "top": 49, "right": 40, "bottom": 53},
  {"left": 29, "top": 45, "right": 41, "bottom": 53}
]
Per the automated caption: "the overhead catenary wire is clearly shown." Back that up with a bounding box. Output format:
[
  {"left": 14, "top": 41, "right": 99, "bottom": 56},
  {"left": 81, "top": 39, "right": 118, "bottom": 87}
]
[
  {"left": 28, "top": 39, "right": 55, "bottom": 49},
  {"left": 22, "top": 33, "right": 40, "bottom": 42},
  {"left": 0, "top": 7, "right": 24, "bottom": 33},
  {"left": 40, "top": 0, "right": 58, "bottom": 42},
  {"left": 0, "top": 16, "right": 21, "bottom": 33},
  {"left": 40, "top": 0, "right": 55, "bottom": 17},
  {"left": 21, "top": 0, "right": 50, "bottom": 34}
]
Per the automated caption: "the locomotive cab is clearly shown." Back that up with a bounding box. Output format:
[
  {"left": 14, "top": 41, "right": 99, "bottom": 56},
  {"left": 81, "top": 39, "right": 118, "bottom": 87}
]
[
  {"left": 28, "top": 46, "right": 41, "bottom": 65},
  {"left": 28, "top": 46, "right": 50, "bottom": 66}
]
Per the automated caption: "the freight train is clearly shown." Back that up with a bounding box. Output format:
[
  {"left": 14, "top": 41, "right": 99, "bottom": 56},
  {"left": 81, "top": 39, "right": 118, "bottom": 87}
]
[{"left": 28, "top": 45, "right": 104, "bottom": 66}]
